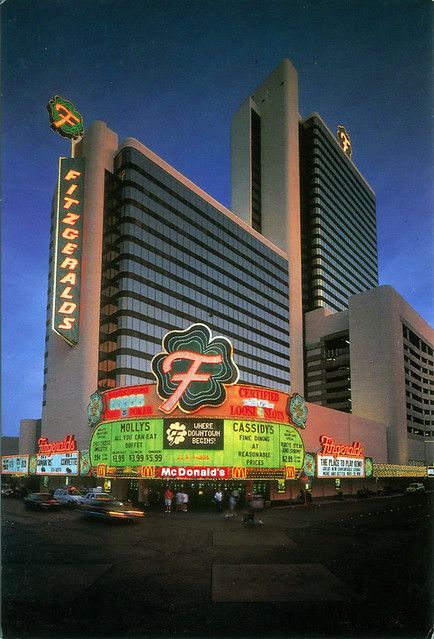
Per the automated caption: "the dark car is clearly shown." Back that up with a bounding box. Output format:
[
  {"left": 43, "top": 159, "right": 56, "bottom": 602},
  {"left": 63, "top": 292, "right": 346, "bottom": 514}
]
[
  {"left": 24, "top": 493, "right": 62, "bottom": 511},
  {"left": 79, "top": 497, "right": 144, "bottom": 522}
]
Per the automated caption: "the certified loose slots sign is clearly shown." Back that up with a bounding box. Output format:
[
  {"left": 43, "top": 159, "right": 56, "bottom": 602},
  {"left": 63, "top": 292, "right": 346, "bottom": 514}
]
[{"left": 52, "top": 157, "right": 85, "bottom": 345}]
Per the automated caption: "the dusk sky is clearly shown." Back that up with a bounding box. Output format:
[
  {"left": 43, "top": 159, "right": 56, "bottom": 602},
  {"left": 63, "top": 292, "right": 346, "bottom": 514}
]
[{"left": 2, "top": 0, "right": 432, "bottom": 437}]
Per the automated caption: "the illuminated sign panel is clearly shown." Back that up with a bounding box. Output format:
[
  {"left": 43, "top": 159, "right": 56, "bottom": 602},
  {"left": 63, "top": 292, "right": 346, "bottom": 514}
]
[
  {"left": 337, "top": 124, "right": 352, "bottom": 159},
  {"left": 151, "top": 323, "right": 239, "bottom": 413},
  {"left": 36, "top": 452, "right": 80, "bottom": 475},
  {"left": 47, "top": 96, "right": 84, "bottom": 139},
  {"left": 91, "top": 383, "right": 290, "bottom": 425},
  {"left": 317, "top": 455, "right": 365, "bottom": 478},
  {"left": 38, "top": 433, "right": 77, "bottom": 454},
  {"left": 1, "top": 455, "right": 29, "bottom": 475},
  {"left": 316, "top": 435, "right": 365, "bottom": 478},
  {"left": 89, "top": 417, "right": 305, "bottom": 477},
  {"left": 52, "top": 158, "right": 85, "bottom": 345}
]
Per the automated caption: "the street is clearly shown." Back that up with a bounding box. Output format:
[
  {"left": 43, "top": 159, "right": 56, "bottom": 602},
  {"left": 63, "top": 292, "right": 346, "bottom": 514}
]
[{"left": 2, "top": 491, "right": 432, "bottom": 639}]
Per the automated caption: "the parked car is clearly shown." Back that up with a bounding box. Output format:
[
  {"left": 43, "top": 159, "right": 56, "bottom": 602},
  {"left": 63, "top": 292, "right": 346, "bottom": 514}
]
[
  {"left": 405, "top": 483, "right": 425, "bottom": 493},
  {"left": 24, "top": 493, "right": 62, "bottom": 511},
  {"left": 53, "top": 487, "right": 83, "bottom": 508}
]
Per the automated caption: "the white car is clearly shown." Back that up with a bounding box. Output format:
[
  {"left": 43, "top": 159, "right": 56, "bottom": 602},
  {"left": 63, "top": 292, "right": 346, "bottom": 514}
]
[
  {"left": 405, "top": 483, "right": 425, "bottom": 493},
  {"left": 53, "top": 487, "right": 83, "bottom": 507}
]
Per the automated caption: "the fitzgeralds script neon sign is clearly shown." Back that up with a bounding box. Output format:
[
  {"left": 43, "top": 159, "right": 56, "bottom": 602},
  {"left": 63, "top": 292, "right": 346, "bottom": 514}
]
[
  {"left": 319, "top": 435, "right": 364, "bottom": 457},
  {"left": 52, "top": 157, "right": 85, "bottom": 345},
  {"left": 38, "top": 434, "right": 77, "bottom": 455},
  {"left": 151, "top": 323, "right": 239, "bottom": 413}
]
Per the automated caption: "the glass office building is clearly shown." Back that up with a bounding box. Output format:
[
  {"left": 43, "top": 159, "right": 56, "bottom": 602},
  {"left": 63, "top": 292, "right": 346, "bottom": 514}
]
[
  {"left": 98, "top": 145, "right": 290, "bottom": 393},
  {"left": 299, "top": 114, "right": 378, "bottom": 313}
]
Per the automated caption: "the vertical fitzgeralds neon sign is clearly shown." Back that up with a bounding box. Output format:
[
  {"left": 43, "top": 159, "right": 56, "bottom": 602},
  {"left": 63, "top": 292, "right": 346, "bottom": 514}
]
[{"left": 52, "top": 157, "right": 85, "bottom": 345}]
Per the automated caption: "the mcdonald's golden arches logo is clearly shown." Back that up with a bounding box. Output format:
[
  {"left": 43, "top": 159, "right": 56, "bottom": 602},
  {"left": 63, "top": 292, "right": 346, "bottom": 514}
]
[
  {"left": 140, "top": 465, "right": 156, "bottom": 478},
  {"left": 97, "top": 464, "right": 106, "bottom": 477},
  {"left": 285, "top": 465, "right": 296, "bottom": 479},
  {"left": 231, "top": 466, "right": 247, "bottom": 479}
]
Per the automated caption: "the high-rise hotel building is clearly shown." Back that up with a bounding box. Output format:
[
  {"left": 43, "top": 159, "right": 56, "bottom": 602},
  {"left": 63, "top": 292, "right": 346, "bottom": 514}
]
[
  {"left": 42, "top": 124, "right": 292, "bottom": 450},
  {"left": 39, "top": 59, "right": 433, "bottom": 466}
]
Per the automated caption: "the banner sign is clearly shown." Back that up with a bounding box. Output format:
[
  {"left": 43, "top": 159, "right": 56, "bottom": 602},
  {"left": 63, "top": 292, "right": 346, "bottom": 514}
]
[
  {"left": 36, "top": 451, "right": 80, "bottom": 475},
  {"left": 90, "top": 383, "right": 291, "bottom": 426},
  {"left": 89, "top": 418, "right": 304, "bottom": 474},
  {"left": 1, "top": 455, "right": 29, "bottom": 475},
  {"left": 316, "top": 454, "right": 365, "bottom": 478},
  {"left": 52, "top": 157, "right": 85, "bottom": 346}
]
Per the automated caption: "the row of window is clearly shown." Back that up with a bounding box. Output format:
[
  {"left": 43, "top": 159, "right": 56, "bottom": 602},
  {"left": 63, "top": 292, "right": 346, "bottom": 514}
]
[
  {"left": 117, "top": 188, "right": 287, "bottom": 291},
  {"left": 116, "top": 209, "right": 289, "bottom": 309},
  {"left": 115, "top": 152, "right": 287, "bottom": 278},
  {"left": 302, "top": 121, "right": 375, "bottom": 211}
]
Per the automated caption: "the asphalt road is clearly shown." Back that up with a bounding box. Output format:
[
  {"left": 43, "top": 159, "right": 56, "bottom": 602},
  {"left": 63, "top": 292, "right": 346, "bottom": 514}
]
[{"left": 2, "top": 491, "right": 433, "bottom": 639}]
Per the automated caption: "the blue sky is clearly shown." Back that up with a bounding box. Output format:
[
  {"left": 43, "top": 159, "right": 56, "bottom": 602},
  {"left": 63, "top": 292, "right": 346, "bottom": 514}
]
[{"left": 2, "top": 0, "right": 432, "bottom": 436}]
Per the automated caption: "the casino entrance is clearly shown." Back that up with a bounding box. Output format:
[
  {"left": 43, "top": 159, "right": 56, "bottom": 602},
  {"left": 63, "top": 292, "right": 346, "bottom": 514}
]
[{"left": 124, "top": 479, "right": 271, "bottom": 510}]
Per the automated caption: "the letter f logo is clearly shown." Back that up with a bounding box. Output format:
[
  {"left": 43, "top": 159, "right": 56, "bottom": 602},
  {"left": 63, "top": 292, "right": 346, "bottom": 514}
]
[
  {"left": 152, "top": 324, "right": 239, "bottom": 413},
  {"left": 160, "top": 351, "right": 223, "bottom": 412}
]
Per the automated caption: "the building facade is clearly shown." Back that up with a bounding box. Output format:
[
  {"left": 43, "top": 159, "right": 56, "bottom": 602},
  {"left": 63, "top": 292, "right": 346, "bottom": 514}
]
[
  {"left": 41, "top": 124, "right": 292, "bottom": 451},
  {"left": 299, "top": 114, "right": 378, "bottom": 313},
  {"left": 305, "top": 286, "right": 434, "bottom": 465},
  {"left": 9, "top": 59, "right": 431, "bottom": 493}
]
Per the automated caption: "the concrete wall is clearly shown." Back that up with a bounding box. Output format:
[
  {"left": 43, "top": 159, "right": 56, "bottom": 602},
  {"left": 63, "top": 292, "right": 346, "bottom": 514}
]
[
  {"left": 230, "top": 98, "right": 252, "bottom": 226},
  {"left": 350, "top": 285, "right": 433, "bottom": 464},
  {"left": 305, "top": 307, "right": 349, "bottom": 345},
  {"left": 19, "top": 419, "right": 41, "bottom": 454},
  {"left": 1, "top": 436, "right": 19, "bottom": 455},
  {"left": 303, "top": 402, "right": 388, "bottom": 462},
  {"left": 41, "top": 122, "right": 118, "bottom": 450}
]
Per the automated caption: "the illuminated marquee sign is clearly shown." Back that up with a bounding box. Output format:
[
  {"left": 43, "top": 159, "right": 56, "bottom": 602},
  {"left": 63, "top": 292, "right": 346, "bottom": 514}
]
[
  {"left": 89, "top": 417, "right": 305, "bottom": 477},
  {"left": 337, "top": 124, "right": 352, "bottom": 159},
  {"left": 36, "top": 452, "right": 80, "bottom": 476},
  {"left": 316, "top": 435, "right": 365, "bottom": 478},
  {"left": 151, "top": 323, "right": 239, "bottom": 413},
  {"left": 90, "top": 383, "right": 291, "bottom": 425},
  {"left": 52, "top": 157, "right": 85, "bottom": 345},
  {"left": 1, "top": 455, "right": 29, "bottom": 475},
  {"left": 47, "top": 96, "right": 84, "bottom": 139}
]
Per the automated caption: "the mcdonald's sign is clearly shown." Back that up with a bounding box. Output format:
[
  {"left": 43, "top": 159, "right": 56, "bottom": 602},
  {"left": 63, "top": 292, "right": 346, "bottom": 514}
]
[
  {"left": 285, "top": 465, "right": 296, "bottom": 479},
  {"left": 140, "top": 465, "right": 156, "bottom": 478},
  {"left": 97, "top": 464, "right": 106, "bottom": 477},
  {"left": 231, "top": 466, "right": 247, "bottom": 480}
]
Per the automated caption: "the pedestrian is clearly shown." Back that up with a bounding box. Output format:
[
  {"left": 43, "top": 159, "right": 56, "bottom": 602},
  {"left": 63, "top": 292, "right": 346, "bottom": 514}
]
[
  {"left": 214, "top": 489, "right": 223, "bottom": 512},
  {"left": 243, "top": 493, "right": 264, "bottom": 525},
  {"left": 164, "top": 487, "right": 174, "bottom": 513},
  {"left": 175, "top": 490, "right": 183, "bottom": 512},
  {"left": 225, "top": 491, "right": 237, "bottom": 518},
  {"left": 181, "top": 490, "right": 189, "bottom": 512}
]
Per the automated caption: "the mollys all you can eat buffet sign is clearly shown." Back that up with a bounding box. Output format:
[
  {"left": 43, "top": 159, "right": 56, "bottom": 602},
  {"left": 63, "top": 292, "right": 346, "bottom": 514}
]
[{"left": 88, "top": 323, "right": 308, "bottom": 480}]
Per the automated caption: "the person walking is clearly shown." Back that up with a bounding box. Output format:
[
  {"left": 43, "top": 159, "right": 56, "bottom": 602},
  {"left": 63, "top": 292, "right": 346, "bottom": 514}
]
[
  {"left": 225, "top": 491, "right": 237, "bottom": 518},
  {"left": 175, "top": 490, "right": 183, "bottom": 512},
  {"left": 164, "top": 487, "right": 174, "bottom": 513},
  {"left": 181, "top": 490, "right": 189, "bottom": 512},
  {"left": 214, "top": 489, "right": 223, "bottom": 512}
]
